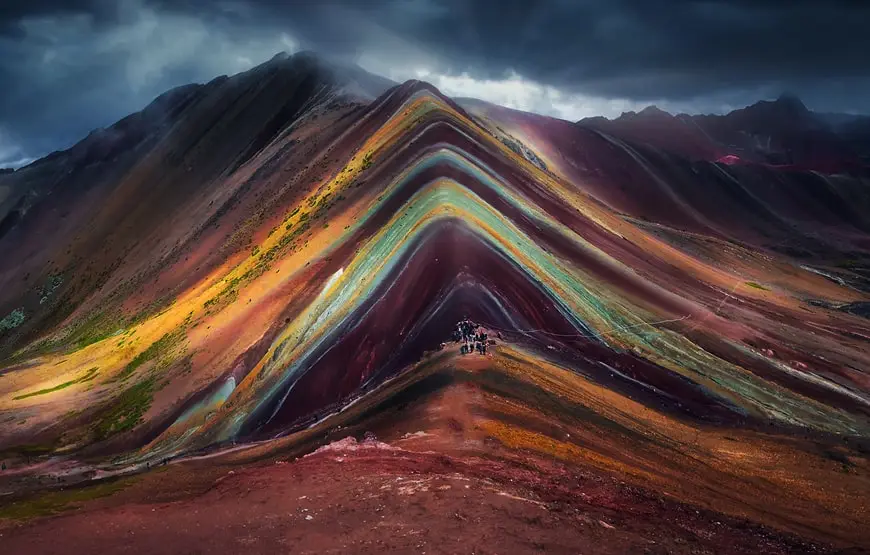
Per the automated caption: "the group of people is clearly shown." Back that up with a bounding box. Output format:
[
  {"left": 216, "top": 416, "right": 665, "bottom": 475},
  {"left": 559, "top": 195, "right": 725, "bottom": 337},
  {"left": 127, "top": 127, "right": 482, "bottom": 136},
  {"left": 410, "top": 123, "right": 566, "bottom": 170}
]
[{"left": 454, "top": 318, "right": 489, "bottom": 355}]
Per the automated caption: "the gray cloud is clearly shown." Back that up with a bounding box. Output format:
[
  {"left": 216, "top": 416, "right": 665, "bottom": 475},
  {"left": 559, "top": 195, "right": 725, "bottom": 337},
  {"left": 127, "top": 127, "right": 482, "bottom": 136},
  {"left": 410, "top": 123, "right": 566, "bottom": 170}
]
[{"left": 1, "top": 0, "right": 869, "bottom": 167}]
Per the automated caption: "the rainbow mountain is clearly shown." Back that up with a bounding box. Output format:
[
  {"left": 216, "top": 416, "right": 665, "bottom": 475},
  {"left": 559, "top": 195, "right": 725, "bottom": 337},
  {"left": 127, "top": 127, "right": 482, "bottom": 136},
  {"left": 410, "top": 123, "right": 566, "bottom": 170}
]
[{"left": 2, "top": 52, "right": 870, "bottom": 552}]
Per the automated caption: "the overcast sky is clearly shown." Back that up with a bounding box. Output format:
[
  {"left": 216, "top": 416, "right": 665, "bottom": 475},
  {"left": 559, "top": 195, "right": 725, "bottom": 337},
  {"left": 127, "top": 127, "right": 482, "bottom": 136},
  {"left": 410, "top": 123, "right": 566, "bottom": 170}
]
[{"left": 2, "top": 0, "right": 869, "bottom": 168}]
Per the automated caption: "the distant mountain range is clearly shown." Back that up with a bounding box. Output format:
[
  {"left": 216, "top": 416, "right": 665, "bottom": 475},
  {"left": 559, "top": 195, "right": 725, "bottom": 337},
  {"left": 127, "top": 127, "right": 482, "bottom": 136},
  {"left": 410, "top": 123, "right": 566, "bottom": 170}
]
[{"left": 579, "top": 93, "right": 870, "bottom": 171}]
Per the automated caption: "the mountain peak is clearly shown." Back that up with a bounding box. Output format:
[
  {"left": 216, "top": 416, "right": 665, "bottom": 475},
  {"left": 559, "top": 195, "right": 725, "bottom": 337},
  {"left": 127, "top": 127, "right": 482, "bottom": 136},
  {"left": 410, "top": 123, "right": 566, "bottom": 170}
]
[
  {"left": 249, "top": 50, "right": 396, "bottom": 102},
  {"left": 268, "top": 51, "right": 291, "bottom": 63},
  {"left": 639, "top": 105, "right": 669, "bottom": 116},
  {"left": 774, "top": 91, "right": 808, "bottom": 112},
  {"left": 263, "top": 49, "right": 328, "bottom": 71}
]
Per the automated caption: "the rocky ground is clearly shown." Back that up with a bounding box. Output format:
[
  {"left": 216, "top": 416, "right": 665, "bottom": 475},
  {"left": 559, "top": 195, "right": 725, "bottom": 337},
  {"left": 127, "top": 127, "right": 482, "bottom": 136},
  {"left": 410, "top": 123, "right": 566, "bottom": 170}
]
[{"left": 0, "top": 436, "right": 836, "bottom": 555}]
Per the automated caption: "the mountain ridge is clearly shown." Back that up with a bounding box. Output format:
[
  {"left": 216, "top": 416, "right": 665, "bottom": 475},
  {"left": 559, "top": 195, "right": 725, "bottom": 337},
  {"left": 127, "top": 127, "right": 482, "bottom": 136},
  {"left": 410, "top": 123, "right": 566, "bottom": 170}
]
[
  {"left": 578, "top": 93, "right": 870, "bottom": 170},
  {"left": 2, "top": 51, "right": 870, "bottom": 552}
]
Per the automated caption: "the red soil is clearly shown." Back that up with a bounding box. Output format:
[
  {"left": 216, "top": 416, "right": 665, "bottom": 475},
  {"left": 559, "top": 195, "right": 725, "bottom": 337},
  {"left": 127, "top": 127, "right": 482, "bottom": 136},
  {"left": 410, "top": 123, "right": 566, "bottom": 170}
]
[{"left": 0, "top": 439, "right": 827, "bottom": 555}]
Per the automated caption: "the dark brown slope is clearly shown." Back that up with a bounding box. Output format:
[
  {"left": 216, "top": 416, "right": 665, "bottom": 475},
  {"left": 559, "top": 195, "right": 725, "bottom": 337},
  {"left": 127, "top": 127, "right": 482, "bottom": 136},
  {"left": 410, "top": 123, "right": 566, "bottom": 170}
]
[
  {"left": 0, "top": 52, "right": 392, "bottom": 358},
  {"left": 579, "top": 105, "right": 723, "bottom": 161}
]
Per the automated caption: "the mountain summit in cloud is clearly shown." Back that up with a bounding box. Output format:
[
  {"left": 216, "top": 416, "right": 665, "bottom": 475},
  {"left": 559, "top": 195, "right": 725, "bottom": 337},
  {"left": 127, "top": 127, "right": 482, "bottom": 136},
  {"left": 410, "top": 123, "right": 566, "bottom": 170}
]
[{"left": 2, "top": 49, "right": 870, "bottom": 553}]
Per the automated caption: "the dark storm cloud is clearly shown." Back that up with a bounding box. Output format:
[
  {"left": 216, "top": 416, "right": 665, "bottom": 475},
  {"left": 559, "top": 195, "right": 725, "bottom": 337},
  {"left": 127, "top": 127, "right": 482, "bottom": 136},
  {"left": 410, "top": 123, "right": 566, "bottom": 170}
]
[
  {"left": 374, "top": 0, "right": 870, "bottom": 97},
  {"left": 0, "top": 0, "right": 297, "bottom": 167},
  {"left": 151, "top": 0, "right": 870, "bottom": 103},
  {"left": 1, "top": 0, "right": 869, "bottom": 167}
]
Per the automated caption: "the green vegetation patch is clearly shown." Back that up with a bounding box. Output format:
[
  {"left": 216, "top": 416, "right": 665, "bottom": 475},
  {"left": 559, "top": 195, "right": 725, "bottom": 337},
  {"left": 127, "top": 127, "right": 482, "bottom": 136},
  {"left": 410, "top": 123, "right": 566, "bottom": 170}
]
[
  {"left": 0, "top": 311, "right": 118, "bottom": 366},
  {"left": 64, "top": 309, "right": 125, "bottom": 351},
  {"left": 745, "top": 281, "right": 770, "bottom": 291},
  {"left": 91, "top": 377, "right": 156, "bottom": 441},
  {"left": 0, "top": 442, "right": 58, "bottom": 460},
  {"left": 115, "top": 329, "right": 185, "bottom": 382},
  {"left": 37, "top": 274, "right": 64, "bottom": 305},
  {"left": 63, "top": 296, "right": 175, "bottom": 352},
  {"left": 0, "top": 479, "right": 128, "bottom": 521},
  {"left": 13, "top": 367, "right": 99, "bottom": 400},
  {"left": 0, "top": 308, "right": 25, "bottom": 332}
]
